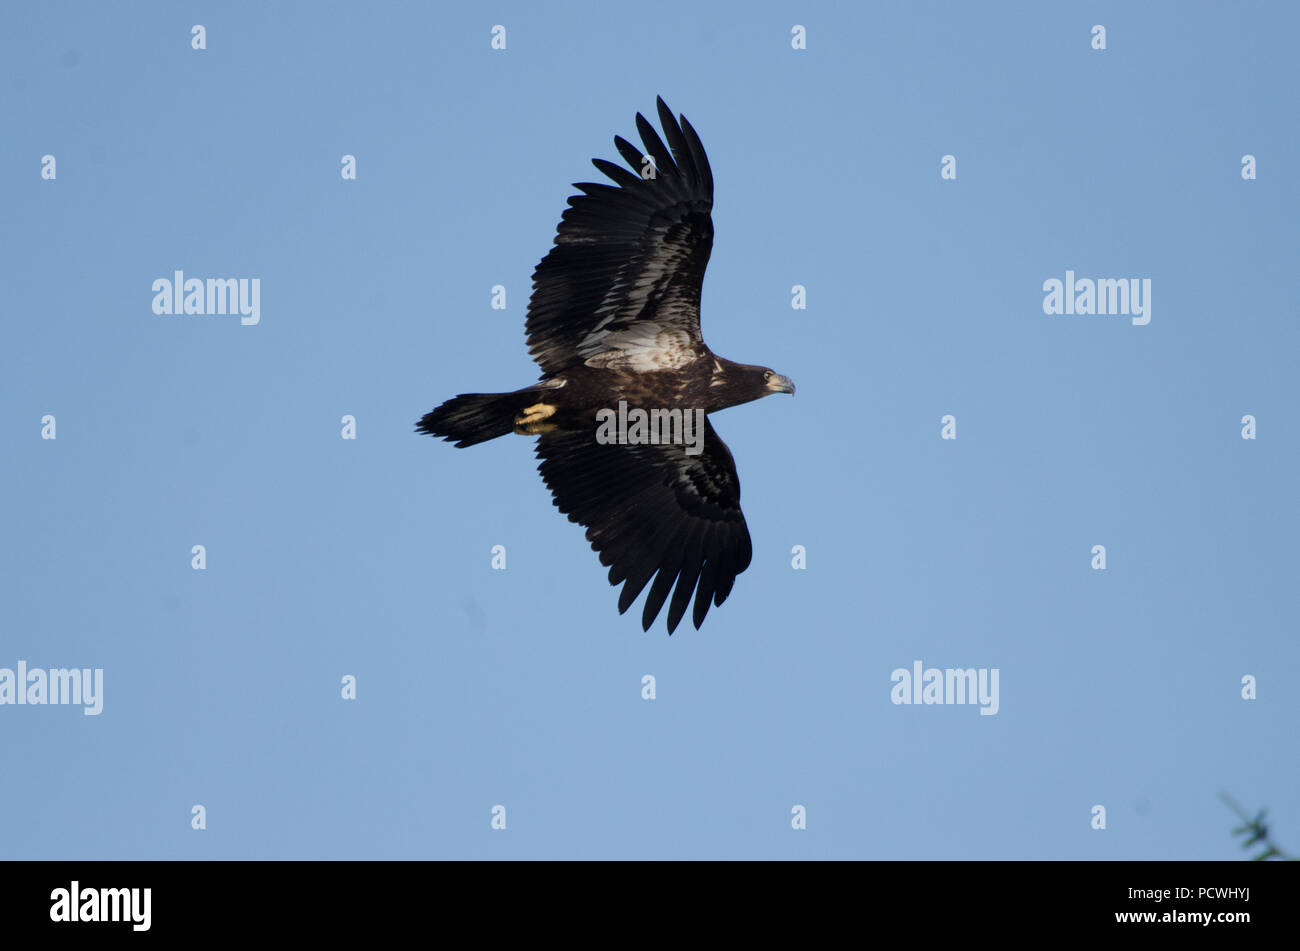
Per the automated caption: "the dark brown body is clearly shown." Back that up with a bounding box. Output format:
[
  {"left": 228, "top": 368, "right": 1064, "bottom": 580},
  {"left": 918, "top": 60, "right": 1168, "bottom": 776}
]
[{"left": 512, "top": 357, "right": 790, "bottom": 436}]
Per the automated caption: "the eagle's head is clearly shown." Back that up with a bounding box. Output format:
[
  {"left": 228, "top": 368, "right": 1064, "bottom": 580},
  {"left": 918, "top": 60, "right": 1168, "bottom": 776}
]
[
  {"left": 711, "top": 358, "right": 796, "bottom": 409},
  {"left": 759, "top": 367, "right": 797, "bottom": 396}
]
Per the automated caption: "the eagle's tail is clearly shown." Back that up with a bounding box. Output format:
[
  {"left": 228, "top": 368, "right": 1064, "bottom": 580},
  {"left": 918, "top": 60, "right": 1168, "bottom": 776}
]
[{"left": 416, "top": 388, "right": 544, "bottom": 447}]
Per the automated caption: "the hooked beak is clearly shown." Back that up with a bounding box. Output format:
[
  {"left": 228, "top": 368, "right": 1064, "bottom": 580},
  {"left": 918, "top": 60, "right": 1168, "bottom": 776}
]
[{"left": 767, "top": 374, "right": 796, "bottom": 395}]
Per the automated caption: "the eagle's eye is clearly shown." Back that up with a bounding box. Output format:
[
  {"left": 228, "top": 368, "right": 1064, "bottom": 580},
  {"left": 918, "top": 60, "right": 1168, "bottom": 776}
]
[{"left": 763, "top": 370, "right": 772, "bottom": 382}]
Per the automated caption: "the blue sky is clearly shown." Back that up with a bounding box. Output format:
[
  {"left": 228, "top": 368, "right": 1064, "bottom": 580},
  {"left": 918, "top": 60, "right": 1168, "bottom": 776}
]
[{"left": 1, "top": 1, "right": 1296, "bottom": 859}]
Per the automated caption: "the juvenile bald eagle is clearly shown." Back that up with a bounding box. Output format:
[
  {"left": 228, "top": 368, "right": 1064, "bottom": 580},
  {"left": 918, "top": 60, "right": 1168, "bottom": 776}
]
[{"left": 417, "top": 97, "right": 795, "bottom": 633}]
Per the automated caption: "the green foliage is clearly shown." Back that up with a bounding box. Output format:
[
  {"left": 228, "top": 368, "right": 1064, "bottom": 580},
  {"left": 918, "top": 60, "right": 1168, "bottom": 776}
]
[{"left": 1222, "top": 793, "right": 1295, "bottom": 861}]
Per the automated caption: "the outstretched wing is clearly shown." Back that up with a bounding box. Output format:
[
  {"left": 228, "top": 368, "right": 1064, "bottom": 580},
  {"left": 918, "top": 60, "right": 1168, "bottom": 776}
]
[
  {"left": 525, "top": 97, "right": 715, "bottom": 375},
  {"left": 535, "top": 419, "right": 752, "bottom": 633}
]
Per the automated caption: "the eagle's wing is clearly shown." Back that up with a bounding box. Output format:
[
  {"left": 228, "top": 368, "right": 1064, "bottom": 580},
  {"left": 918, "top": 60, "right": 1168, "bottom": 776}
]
[
  {"left": 525, "top": 97, "right": 715, "bottom": 375},
  {"left": 535, "top": 419, "right": 752, "bottom": 633}
]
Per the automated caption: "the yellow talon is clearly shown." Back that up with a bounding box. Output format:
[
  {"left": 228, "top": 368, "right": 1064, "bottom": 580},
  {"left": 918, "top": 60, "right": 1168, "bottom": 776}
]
[
  {"left": 514, "top": 403, "right": 557, "bottom": 434},
  {"left": 515, "top": 403, "right": 556, "bottom": 424}
]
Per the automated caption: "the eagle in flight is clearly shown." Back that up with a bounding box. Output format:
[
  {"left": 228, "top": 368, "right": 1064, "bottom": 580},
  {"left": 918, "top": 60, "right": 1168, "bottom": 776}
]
[{"left": 417, "top": 98, "right": 795, "bottom": 633}]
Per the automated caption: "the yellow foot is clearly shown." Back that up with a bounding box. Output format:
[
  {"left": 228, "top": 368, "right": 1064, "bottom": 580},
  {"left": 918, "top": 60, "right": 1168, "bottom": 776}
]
[{"left": 513, "top": 403, "right": 557, "bottom": 435}]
